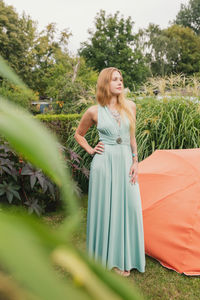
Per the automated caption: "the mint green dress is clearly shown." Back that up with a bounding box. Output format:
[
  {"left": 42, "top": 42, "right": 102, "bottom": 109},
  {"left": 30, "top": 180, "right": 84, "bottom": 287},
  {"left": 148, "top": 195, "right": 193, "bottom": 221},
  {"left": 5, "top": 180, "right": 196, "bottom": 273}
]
[{"left": 86, "top": 104, "right": 145, "bottom": 272}]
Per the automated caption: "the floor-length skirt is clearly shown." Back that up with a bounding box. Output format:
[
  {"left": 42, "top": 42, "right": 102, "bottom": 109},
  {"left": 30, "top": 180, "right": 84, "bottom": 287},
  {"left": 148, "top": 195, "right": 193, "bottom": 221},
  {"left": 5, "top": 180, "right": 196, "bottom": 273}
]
[{"left": 86, "top": 142, "right": 146, "bottom": 272}]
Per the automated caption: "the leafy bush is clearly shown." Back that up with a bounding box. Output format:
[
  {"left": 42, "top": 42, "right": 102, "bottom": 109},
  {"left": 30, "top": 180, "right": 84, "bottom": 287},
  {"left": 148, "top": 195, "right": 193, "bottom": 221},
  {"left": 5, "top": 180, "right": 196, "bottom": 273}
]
[
  {"left": 0, "top": 80, "right": 38, "bottom": 109},
  {"left": 35, "top": 114, "right": 81, "bottom": 144},
  {"left": 1, "top": 111, "right": 91, "bottom": 213},
  {"left": 0, "top": 138, "right": 89, "bottom": 214},
  {"left": 35, "top": 115, "right": 91, "bottom": 190},
  {"left": 0, "top": 140, "right": 58, "bottom": 215},
  {"left": 35, "top": 114, "right": 92, "bottom": 192},
  {"left": 36, "top": 114, "right": 97, "bottom": 193},
  {"left": 50, "top": 87, "right": 96, "bottom": 115},
  {"left": 45, "top": 56, "right": 98, "bottom": 114}
]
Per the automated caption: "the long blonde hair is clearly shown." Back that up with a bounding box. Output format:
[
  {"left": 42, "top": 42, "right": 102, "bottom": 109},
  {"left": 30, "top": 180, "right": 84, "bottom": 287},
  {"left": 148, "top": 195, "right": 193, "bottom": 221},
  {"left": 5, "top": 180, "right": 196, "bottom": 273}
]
[{"left": 96, "top": 67, "right": 135, "bottom": 137}]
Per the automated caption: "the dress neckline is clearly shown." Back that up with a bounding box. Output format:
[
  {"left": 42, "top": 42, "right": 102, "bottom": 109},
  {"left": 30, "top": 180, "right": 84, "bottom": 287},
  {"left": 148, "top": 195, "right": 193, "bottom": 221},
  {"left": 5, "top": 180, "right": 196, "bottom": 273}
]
[
  {"left": 105, "top": 105, "right": 121, "bottom": 128},
  {"left": 106, "top": 105, "right": 119, "bottom": 112}
]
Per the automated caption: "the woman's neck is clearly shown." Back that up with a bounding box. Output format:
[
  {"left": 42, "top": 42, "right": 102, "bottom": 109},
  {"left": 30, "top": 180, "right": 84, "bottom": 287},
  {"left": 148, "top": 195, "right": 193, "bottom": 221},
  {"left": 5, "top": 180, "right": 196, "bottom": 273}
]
[{"left": 107, "top": 96, "right": 118, "bottom": 109}]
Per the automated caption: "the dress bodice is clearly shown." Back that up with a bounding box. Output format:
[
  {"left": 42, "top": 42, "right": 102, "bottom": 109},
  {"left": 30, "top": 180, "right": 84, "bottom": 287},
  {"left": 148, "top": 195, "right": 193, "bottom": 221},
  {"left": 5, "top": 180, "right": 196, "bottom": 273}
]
[{"left": 97, "top": 104, "right": 131, "bottom": 145}]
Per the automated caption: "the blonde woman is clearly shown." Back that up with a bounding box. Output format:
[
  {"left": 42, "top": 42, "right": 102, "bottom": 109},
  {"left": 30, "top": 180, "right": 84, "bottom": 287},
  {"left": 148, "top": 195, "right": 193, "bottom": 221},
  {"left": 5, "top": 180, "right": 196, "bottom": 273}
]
[{"left": 74, "top": 67, "right": 145, "bottom": 277}]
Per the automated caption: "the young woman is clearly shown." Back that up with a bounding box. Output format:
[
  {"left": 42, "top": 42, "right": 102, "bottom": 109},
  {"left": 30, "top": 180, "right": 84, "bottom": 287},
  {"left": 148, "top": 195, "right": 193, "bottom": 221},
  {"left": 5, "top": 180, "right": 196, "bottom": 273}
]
[{"left": 74, "top": 67, "right": 145, "bottom": 277}]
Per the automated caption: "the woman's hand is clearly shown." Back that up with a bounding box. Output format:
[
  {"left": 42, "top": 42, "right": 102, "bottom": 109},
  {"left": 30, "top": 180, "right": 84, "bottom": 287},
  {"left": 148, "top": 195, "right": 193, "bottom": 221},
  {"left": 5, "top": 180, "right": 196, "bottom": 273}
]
[
  {"left": 89, "top": 141, "right": 104, "bottom": 156},
  {"left": 129, "top": 161, "right": 138, "bottom": 184}
]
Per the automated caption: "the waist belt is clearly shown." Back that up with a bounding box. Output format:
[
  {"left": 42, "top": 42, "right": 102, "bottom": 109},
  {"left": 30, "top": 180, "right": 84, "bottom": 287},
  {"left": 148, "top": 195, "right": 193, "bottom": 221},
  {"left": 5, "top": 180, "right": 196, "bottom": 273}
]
[{"left": 99, "top": 133, "right": 130, "bottom": 145}]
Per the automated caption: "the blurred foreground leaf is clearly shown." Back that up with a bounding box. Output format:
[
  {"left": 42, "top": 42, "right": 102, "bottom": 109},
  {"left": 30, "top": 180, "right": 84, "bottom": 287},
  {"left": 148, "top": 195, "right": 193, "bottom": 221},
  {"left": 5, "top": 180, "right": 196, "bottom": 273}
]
[{"left": 0, "top": 209, "right": 88, "bottom": 300}]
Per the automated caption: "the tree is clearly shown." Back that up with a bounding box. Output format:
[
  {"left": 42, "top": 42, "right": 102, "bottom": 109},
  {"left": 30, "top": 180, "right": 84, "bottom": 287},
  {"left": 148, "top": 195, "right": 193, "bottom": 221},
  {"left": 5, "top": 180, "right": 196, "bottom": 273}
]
[
  {"left": 174, "top": 0, "right": 200, "bottom": 35},
  {"left": 137, "top": 24, "right": 180, "bottom": 76},
  {"left": 45, "top": 56, "right": 98, "bottom": 114},
  {"left": 164, "top": 25, "right": 200, "bottom": 74},
  {"left": 0, "top": 0, "right": 36, "bottom": 83},
  {"left": 79, "top": 10, "right": 149, "bottom": 90},
  {"left": 137, "top": 23, "right": 200, "bottom": 76},
  {"left": 29, "top": 22, "right": 72, "bottom": 95},
  {"left": 0, "top": 0, "right": 103, "bottom": 108},
  {"left": 0, "top": 1, "right": 74, "bottom": 97}
]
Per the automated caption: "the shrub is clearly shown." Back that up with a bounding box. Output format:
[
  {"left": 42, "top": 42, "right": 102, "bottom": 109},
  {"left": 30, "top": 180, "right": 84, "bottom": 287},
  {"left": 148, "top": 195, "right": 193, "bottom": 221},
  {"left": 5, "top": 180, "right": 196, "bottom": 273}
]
[
  {"left": 35, "top": 113, "right": 91, "bottom": 193},
  {"left": 0, "top": 80, "right": 38, "bottom": 109},
  {"left": 0, "top": 139, "right": 59, "bottom": 215},
  {"left": 0, "top": 137, "right": 89, "bottom": 214},
  {"left": 35, "top": 114, "right": 81, "bottom": 144}
]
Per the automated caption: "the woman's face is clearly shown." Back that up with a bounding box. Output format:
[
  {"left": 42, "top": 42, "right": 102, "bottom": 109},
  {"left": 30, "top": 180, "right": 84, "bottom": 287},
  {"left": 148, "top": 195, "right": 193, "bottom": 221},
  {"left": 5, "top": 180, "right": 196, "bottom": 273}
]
[{"left": 109, "top": 70, "right": 123, "bottom": 96}]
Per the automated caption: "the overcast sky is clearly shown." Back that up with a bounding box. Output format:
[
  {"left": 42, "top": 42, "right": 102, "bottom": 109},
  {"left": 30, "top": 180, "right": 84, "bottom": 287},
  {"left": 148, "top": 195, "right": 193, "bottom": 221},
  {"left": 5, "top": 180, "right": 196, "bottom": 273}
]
[{"left": 5, "top": 0, "right": 189, "bottom": 55}]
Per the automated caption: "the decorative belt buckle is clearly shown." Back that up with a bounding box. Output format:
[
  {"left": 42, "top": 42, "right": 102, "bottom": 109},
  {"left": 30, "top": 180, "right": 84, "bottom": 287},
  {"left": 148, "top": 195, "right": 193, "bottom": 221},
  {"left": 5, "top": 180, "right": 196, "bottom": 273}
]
[{"left": 116, "top": 137, "right": 122, "bottom": 144}]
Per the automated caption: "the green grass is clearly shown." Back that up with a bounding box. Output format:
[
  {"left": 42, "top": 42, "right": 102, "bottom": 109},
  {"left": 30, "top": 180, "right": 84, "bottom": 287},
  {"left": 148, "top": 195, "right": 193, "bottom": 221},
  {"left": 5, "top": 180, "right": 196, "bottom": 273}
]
[{"left": 43, "top": 195, "right": 200, "bottom": 300}]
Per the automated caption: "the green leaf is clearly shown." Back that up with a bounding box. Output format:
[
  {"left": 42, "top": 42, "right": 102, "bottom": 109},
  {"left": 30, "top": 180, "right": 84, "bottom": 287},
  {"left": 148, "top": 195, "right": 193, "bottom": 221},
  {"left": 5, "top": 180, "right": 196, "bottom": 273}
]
[
  {"left": 28, "top": 206, "right": 34, "bottom": 214},
  {"left": 30, "top": 175, "right": 37, "bottom": 189},
  {"left": 52, "top": 246, "right": 144, "bottom": 300},
  {"left": 6, "top": 192, "right": 13, "bottom": 204},
  {"left": 0, "top": 210, "right": 88, "bottom": 300},
  {"left": 12, "top": 190, "right": 21, "bottom": 201}
]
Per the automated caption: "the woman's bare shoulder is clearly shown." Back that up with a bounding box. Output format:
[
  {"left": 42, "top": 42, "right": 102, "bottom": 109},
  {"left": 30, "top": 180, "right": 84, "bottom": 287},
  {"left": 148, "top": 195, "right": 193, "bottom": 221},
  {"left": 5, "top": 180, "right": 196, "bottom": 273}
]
[
  {"left": 83, "top": 104, "right": 98, "bottom": 125},
  {"left": 125, "top": 99, "right": 136, "bottom": 118},
  {"left": 89, "top": 104, "right": 98, "bottom": 112},
  {"left": 126, "top": 99, "right": 136, "bottom": 109}
]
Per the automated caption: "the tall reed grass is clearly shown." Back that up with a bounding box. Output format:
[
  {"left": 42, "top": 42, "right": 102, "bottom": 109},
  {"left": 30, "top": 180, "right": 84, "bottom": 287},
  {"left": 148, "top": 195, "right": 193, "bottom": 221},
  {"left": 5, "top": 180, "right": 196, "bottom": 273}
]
[
  {"left": 135, "top": 97, "right": 200, "bottom": 160},
  {"left": 134, "top": 74, "right": 200, "bottom": 97}
]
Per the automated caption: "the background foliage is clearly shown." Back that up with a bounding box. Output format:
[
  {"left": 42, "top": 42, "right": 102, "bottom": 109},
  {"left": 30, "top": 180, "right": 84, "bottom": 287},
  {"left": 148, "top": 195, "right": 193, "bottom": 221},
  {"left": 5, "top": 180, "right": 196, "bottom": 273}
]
[
  {"left": 79, "top": 10, "right": 150, "bottom": 90},
  {"left": 174, "top": 0, "right": 200, "bottom": 35},
  {"left": 1, "top": 0, "right": 200, "bottom": 113},
  {"left": 33, "top": 96, "right": 200, "bottom": 194}
]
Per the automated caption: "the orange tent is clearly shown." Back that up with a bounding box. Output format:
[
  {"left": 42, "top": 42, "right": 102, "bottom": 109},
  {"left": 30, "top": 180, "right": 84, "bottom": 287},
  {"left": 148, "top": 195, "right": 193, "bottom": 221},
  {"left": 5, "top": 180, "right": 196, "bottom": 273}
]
[{"left": 138, "top": 149, "right": 200, "bottom": 276}]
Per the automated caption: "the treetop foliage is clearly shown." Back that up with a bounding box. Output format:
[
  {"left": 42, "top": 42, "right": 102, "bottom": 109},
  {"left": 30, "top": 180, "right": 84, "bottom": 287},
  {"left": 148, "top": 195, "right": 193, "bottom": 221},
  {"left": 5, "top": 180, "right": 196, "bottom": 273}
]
[
  {"left": 1, "top": 0, "right": 200, "bottom": 113},
  {"left": 79, "top": 9, "right": 150, "bottom": 90},
  {"left": 174, "top": 0, "right": 200, "bottom": 35}
]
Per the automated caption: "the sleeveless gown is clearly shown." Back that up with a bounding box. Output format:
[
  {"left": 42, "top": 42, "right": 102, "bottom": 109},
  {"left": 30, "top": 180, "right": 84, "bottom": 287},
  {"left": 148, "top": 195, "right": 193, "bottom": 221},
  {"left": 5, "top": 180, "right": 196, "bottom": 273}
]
[{"left": 86, "top": 103, "right": 145, "bottom": 272}]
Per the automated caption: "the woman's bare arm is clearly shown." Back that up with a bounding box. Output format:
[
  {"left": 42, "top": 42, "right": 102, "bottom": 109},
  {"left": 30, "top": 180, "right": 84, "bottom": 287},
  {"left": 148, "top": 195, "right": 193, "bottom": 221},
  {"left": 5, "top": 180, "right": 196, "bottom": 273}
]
[{"left": 74, "top": 106, "right": 96, "bottom": 155}]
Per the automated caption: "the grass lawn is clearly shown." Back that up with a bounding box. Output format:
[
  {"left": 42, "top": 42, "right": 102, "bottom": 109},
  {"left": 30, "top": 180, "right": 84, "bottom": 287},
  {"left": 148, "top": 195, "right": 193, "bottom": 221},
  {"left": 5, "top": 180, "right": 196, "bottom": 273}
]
[{"left": 43, "top": 195, "right": 200, "bottom": 300}]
